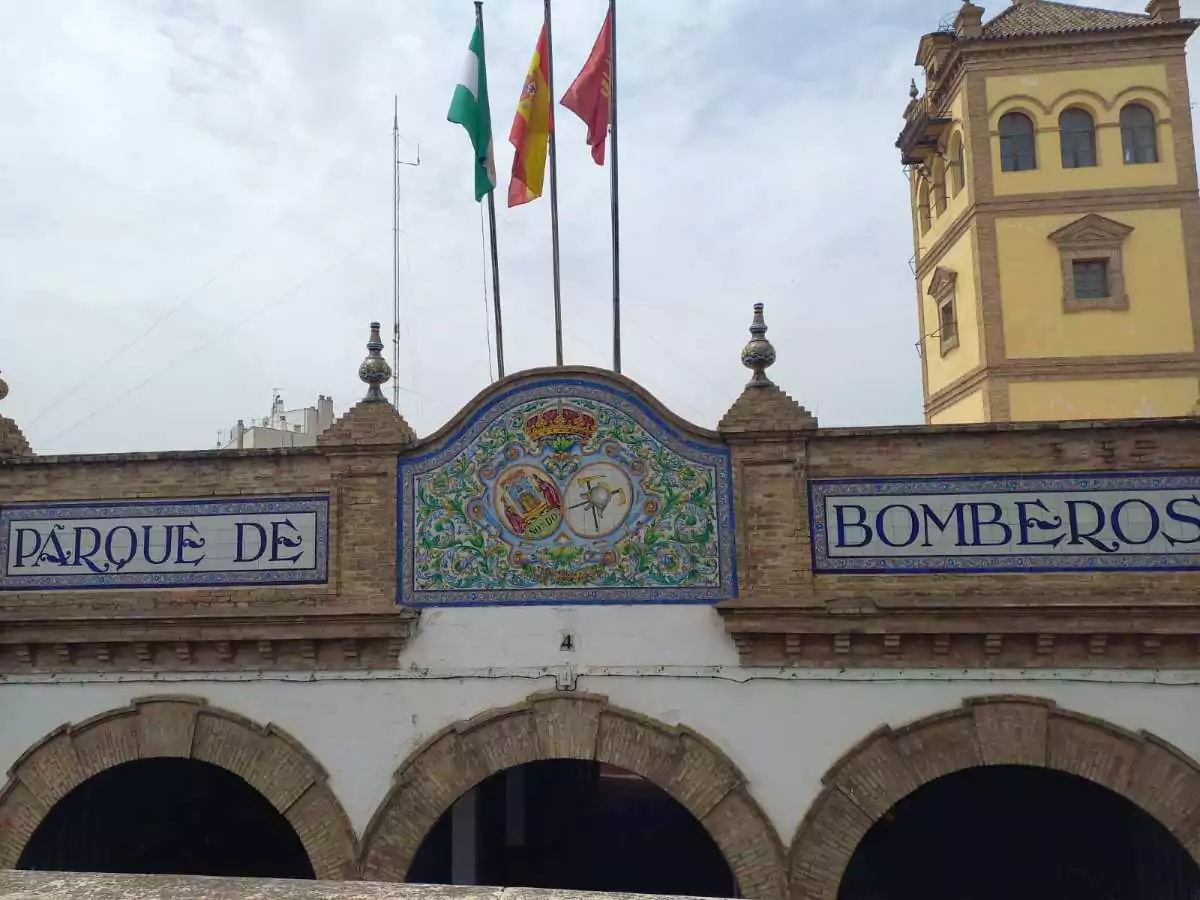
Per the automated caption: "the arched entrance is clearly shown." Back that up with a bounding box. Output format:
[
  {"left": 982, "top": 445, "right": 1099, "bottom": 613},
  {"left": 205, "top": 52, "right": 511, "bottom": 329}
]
[
  {"left": 360, "top": 692, "right": 787, "bottom": 900},
  {"left": 788, "top": 696, "right": 1200, "bottom": 900},
  {"left": 838, "top": 764, "right": 1200, "bottom": 899},
  {"left": 18, "top": 757, "right": 313, "bottom": 878},
  {"left": 0, "top": 696, "right": 358, "bottom": 880},
  {"left": 407, "top": 759, "right": 736, "bottom": 897}
]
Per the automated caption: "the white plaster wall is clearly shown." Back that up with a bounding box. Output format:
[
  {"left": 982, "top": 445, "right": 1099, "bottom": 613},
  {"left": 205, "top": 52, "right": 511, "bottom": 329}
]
[
  {"left": 6, "top": 667, "right": 1200, "bottom": 848},
  {"left": 398, "top": 605, "right": 741, "bottom": 669}
]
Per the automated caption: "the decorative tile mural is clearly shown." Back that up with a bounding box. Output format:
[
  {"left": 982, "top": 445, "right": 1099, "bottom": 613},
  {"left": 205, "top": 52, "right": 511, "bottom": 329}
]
[{"left": 397, "top": 378, "right": 735, "bottom": 606}]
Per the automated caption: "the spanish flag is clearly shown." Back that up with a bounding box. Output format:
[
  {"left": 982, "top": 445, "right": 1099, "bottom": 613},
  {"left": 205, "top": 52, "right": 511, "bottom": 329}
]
[{"left": 508, "top": 24, "right": 553, "bottom": 208}]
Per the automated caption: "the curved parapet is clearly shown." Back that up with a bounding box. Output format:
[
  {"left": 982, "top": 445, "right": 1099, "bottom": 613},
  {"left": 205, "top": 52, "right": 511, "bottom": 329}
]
[{"left": 396, "top": 367, "right": 736, "bottom": 607}]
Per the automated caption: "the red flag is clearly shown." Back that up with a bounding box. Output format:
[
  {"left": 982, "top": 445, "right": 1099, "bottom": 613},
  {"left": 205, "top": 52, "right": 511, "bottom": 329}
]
[{"left": 560, "top": 10, "right": 612, "bottom": 165}]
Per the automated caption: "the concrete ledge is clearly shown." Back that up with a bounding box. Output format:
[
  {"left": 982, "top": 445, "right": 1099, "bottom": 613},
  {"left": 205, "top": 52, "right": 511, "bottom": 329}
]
[{"left": 0, "top": 872, "right": 729, "bottom": 900}]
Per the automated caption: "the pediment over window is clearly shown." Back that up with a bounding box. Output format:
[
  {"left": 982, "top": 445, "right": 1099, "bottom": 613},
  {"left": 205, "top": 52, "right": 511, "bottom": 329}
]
[
  {"left": 1048, "top": 214, "right": 1134, "bottom": 249},
  {"left": 928, "top": 266, "right": 957, "bottom": 299}
]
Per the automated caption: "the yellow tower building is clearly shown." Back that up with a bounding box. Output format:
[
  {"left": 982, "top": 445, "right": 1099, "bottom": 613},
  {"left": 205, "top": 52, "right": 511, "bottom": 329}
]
[{"left": 900, "top": 0, "right": 1200, "bottom": 424}]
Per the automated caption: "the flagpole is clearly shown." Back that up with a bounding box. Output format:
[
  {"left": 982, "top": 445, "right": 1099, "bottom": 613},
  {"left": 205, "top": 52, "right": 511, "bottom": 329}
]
[
  {"left": 608, "top": 0, "right": 621, "bottom": 374},
  {"left": 544, "top": 0, "right": 565, "bottom": 366},
  {"left": 392, "top": 95, "right": 401, "bottom": 408},
  {"left": 476, "top": 1, "right": 505, "bottom": 379}
]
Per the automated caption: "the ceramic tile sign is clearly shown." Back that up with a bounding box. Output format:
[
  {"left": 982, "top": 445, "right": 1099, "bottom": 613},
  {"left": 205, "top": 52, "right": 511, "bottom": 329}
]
[
  {"left": 397, "top": 377, "right": 735, "bottom": 606},
  {"left": 0, "top": 495, "right": 329, "bottom": 590},
  {"left": 811, "top": 471, "right": 1200, "bottom": 574}
]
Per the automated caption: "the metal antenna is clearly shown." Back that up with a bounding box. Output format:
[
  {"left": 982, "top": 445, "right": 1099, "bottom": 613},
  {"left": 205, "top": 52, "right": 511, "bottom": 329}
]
[{"left": 392, "top": 95, "right": 421, "bottom": 410}]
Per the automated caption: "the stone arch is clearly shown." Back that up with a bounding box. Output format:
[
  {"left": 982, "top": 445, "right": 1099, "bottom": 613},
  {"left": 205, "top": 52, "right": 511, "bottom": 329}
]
[
  {"left": 988, "top": 96, "right": 1048, "bottom": 128},
  {"left": 360, "top": 691, "right": 788, "bottom": 900},
  {"left": 787, "top": 695, "right": 1200, "bottom": 900},
  {"left": 0, "top": 695, "right": 358, "bottom": 880}
]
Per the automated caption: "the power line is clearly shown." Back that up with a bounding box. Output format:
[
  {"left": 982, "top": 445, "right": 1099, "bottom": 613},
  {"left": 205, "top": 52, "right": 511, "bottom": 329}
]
[
  {"left": 27, "top": 153, "right": 370, "bottom": 429},
  {"left": 37, "top": 231, "right": 430, "bottom": 449}
]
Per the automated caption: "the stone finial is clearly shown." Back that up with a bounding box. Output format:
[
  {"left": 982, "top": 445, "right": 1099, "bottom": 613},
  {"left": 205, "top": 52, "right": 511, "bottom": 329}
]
[
  {"left": 740, "top": 303, "right": 777, "bottom": 387},
  {"left": 1146, "top": 0, "right": 1181, "bottom": 21},
  {"left": 0, "top": 371, "right": 8, "bottom": 403},
  {"left": 955, "top": 1, "right": 985, "bottom": 37},
  {"left": 358, "top": 322, "right": 393, "bottom": 403},
  {"left": 722, "top": 304, "right": 817, "bottom": 434},
  {"left": 909, "top": 79, "right": 919, "bottom": 100}
]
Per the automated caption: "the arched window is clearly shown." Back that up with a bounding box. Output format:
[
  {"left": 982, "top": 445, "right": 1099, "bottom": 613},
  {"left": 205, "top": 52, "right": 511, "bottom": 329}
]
[
  {"left": 932, "top": 156, "right": 947, "bottom": 215},
  {"left": 917, "top": 179, "right": 931, "bottom": 233},
  {"left": 998, "top": 112, "right": 1036, "bottom": 172},
  {"left": 1059, "top": 108, "right": 1097, "bottom": 168},
  {"left": 950, "top": 133, "right": 965, "bottom": 196},
  {"left": 1121, "top": 103, "right": 1158, "bottom": 164}
]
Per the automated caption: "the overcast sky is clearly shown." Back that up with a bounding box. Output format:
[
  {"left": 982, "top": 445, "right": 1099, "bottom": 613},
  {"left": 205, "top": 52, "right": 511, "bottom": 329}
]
[{"left": 3, "top": 0, "right": 1197, "bottom": 454}]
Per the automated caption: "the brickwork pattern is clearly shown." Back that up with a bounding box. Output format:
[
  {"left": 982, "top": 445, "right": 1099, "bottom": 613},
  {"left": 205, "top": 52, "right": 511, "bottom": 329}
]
[
  {"left": 720, "top": 418, "right": 1200, "bottom": 666},
  {"left": 787, "top": 695, "right": 1200, "bottom": 900},
  {"left": 0, "top": 416, "right": 31, "bottom": 459},
  {"left": 318, "top": 401, "right": 416, "bottom": 447},
  {"left": 0, "top": 696, "right": 358, "bottom": 880},
  {"left": 0, "top": 440, "right": 414, "bottom": 670},
  {"left": 718, "top": 385, "right": 817, "bottom": 435},
  {"left": 5, "top": 366, "right": 1200, "bottom": 674},
  {"left": 358, "top": 692, "right": 788, "bottom": 900}
]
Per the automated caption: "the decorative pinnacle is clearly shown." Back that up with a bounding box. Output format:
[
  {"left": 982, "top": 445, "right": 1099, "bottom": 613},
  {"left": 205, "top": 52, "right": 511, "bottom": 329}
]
[
  {"left": 740, "top": 303, "right": 776, "bottom": 387},
  {"left": 909, "top": 79, "right": 919, "bottom": 100},
  {"left": 0, "top": 371, "right": 8, "bottom": 404},
  {"left": 357, "top": 321, "right": 393, "bottom": 403}
]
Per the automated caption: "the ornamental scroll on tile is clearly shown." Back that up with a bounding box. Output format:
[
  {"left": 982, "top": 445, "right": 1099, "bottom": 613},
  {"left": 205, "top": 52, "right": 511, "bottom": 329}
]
[{"left": 397, "top": 379, "right": 735, "bottom": 606}]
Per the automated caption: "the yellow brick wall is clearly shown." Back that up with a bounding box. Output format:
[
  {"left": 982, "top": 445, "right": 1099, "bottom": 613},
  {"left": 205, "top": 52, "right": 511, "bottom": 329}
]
[
  {"left": 1008, "top": 376, "right": 1199, "bottom": 421},
  {"left": 986, "top": 64, "right": 1178, "bottom": 195},
  {"left": 928, "top": 389, "right": 986, "bottom": 424},
  {"left": 997, "top": 208, "right": 1194, "bottom": 359},
  {"left": 921, "top": 226, "right": 981, "bottom": 395}
]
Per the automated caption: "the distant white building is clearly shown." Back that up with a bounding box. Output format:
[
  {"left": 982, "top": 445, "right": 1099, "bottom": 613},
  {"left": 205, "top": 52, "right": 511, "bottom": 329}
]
[{"left": 218, "top": 392, "right": 335, "bottom": 449}]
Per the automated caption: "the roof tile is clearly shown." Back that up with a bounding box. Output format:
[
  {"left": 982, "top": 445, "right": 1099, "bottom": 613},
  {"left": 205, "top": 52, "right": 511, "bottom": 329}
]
[{"left": 980, "top": 0, "right": 1156, "bottom": 39}]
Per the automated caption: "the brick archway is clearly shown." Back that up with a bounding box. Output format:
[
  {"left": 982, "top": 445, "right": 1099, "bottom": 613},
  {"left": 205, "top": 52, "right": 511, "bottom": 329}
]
[
  {"left": 788, "top": 695, "right": 1200, "bottom": 900},
  {"left": 0, "top": 695, "right": 358, "bottom": 880},
  {"left": 359, "top": 691, "right": 788, "bottom": 900}
]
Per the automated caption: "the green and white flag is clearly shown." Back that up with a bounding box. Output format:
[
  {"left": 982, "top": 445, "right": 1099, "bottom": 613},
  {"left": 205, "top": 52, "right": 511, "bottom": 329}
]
[{"left": 447, "top": 20, "right": 497, "bottom": 202}]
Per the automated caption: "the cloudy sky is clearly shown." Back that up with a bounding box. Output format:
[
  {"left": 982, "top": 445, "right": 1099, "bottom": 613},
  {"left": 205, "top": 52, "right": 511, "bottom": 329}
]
[{"left": 3, "top": 0, "right": 1197, "bottom": 454}]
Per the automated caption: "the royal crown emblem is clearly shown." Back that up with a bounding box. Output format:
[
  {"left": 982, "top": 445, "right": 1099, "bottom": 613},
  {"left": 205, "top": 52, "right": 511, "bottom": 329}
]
[{"left": 522, "top": 406, "right": 598, "bottom": 445}]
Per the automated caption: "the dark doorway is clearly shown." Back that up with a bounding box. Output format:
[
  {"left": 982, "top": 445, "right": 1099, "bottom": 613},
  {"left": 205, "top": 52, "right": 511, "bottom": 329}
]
[
  {"left": 18, "top": 757, "right": 314, "bottom": 879},
  {"left": 408, "top": 759, "right": 736, "bottom": 897},
  {"left": 839, "top": 764, "right": 1200, "bottom": 900}
]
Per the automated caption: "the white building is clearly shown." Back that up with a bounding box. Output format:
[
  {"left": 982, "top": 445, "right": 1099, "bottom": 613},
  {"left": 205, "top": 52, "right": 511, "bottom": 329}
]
[{"left": 218, "top": 393, "right": 336, "bottom": 450}]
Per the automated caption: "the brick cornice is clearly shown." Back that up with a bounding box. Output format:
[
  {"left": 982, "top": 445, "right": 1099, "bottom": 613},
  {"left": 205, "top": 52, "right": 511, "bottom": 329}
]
[
  {"left": 0, "top": 610, "right": 418, "bottom": 674},
  {"left": 925, "top": 365, "right": 989, "bottom": 415},
  {"left": 915, "top": 205, "right": 978, "bottom": 279},
  {"left": 916, "top": 190, "right": 1199, "bottom": 280},
  {"left": 925, "top": 353, "right": 1200, "bottom": 416},
  {"left": 720, "top": 602, "right": 1200, "bottom": 669}
]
